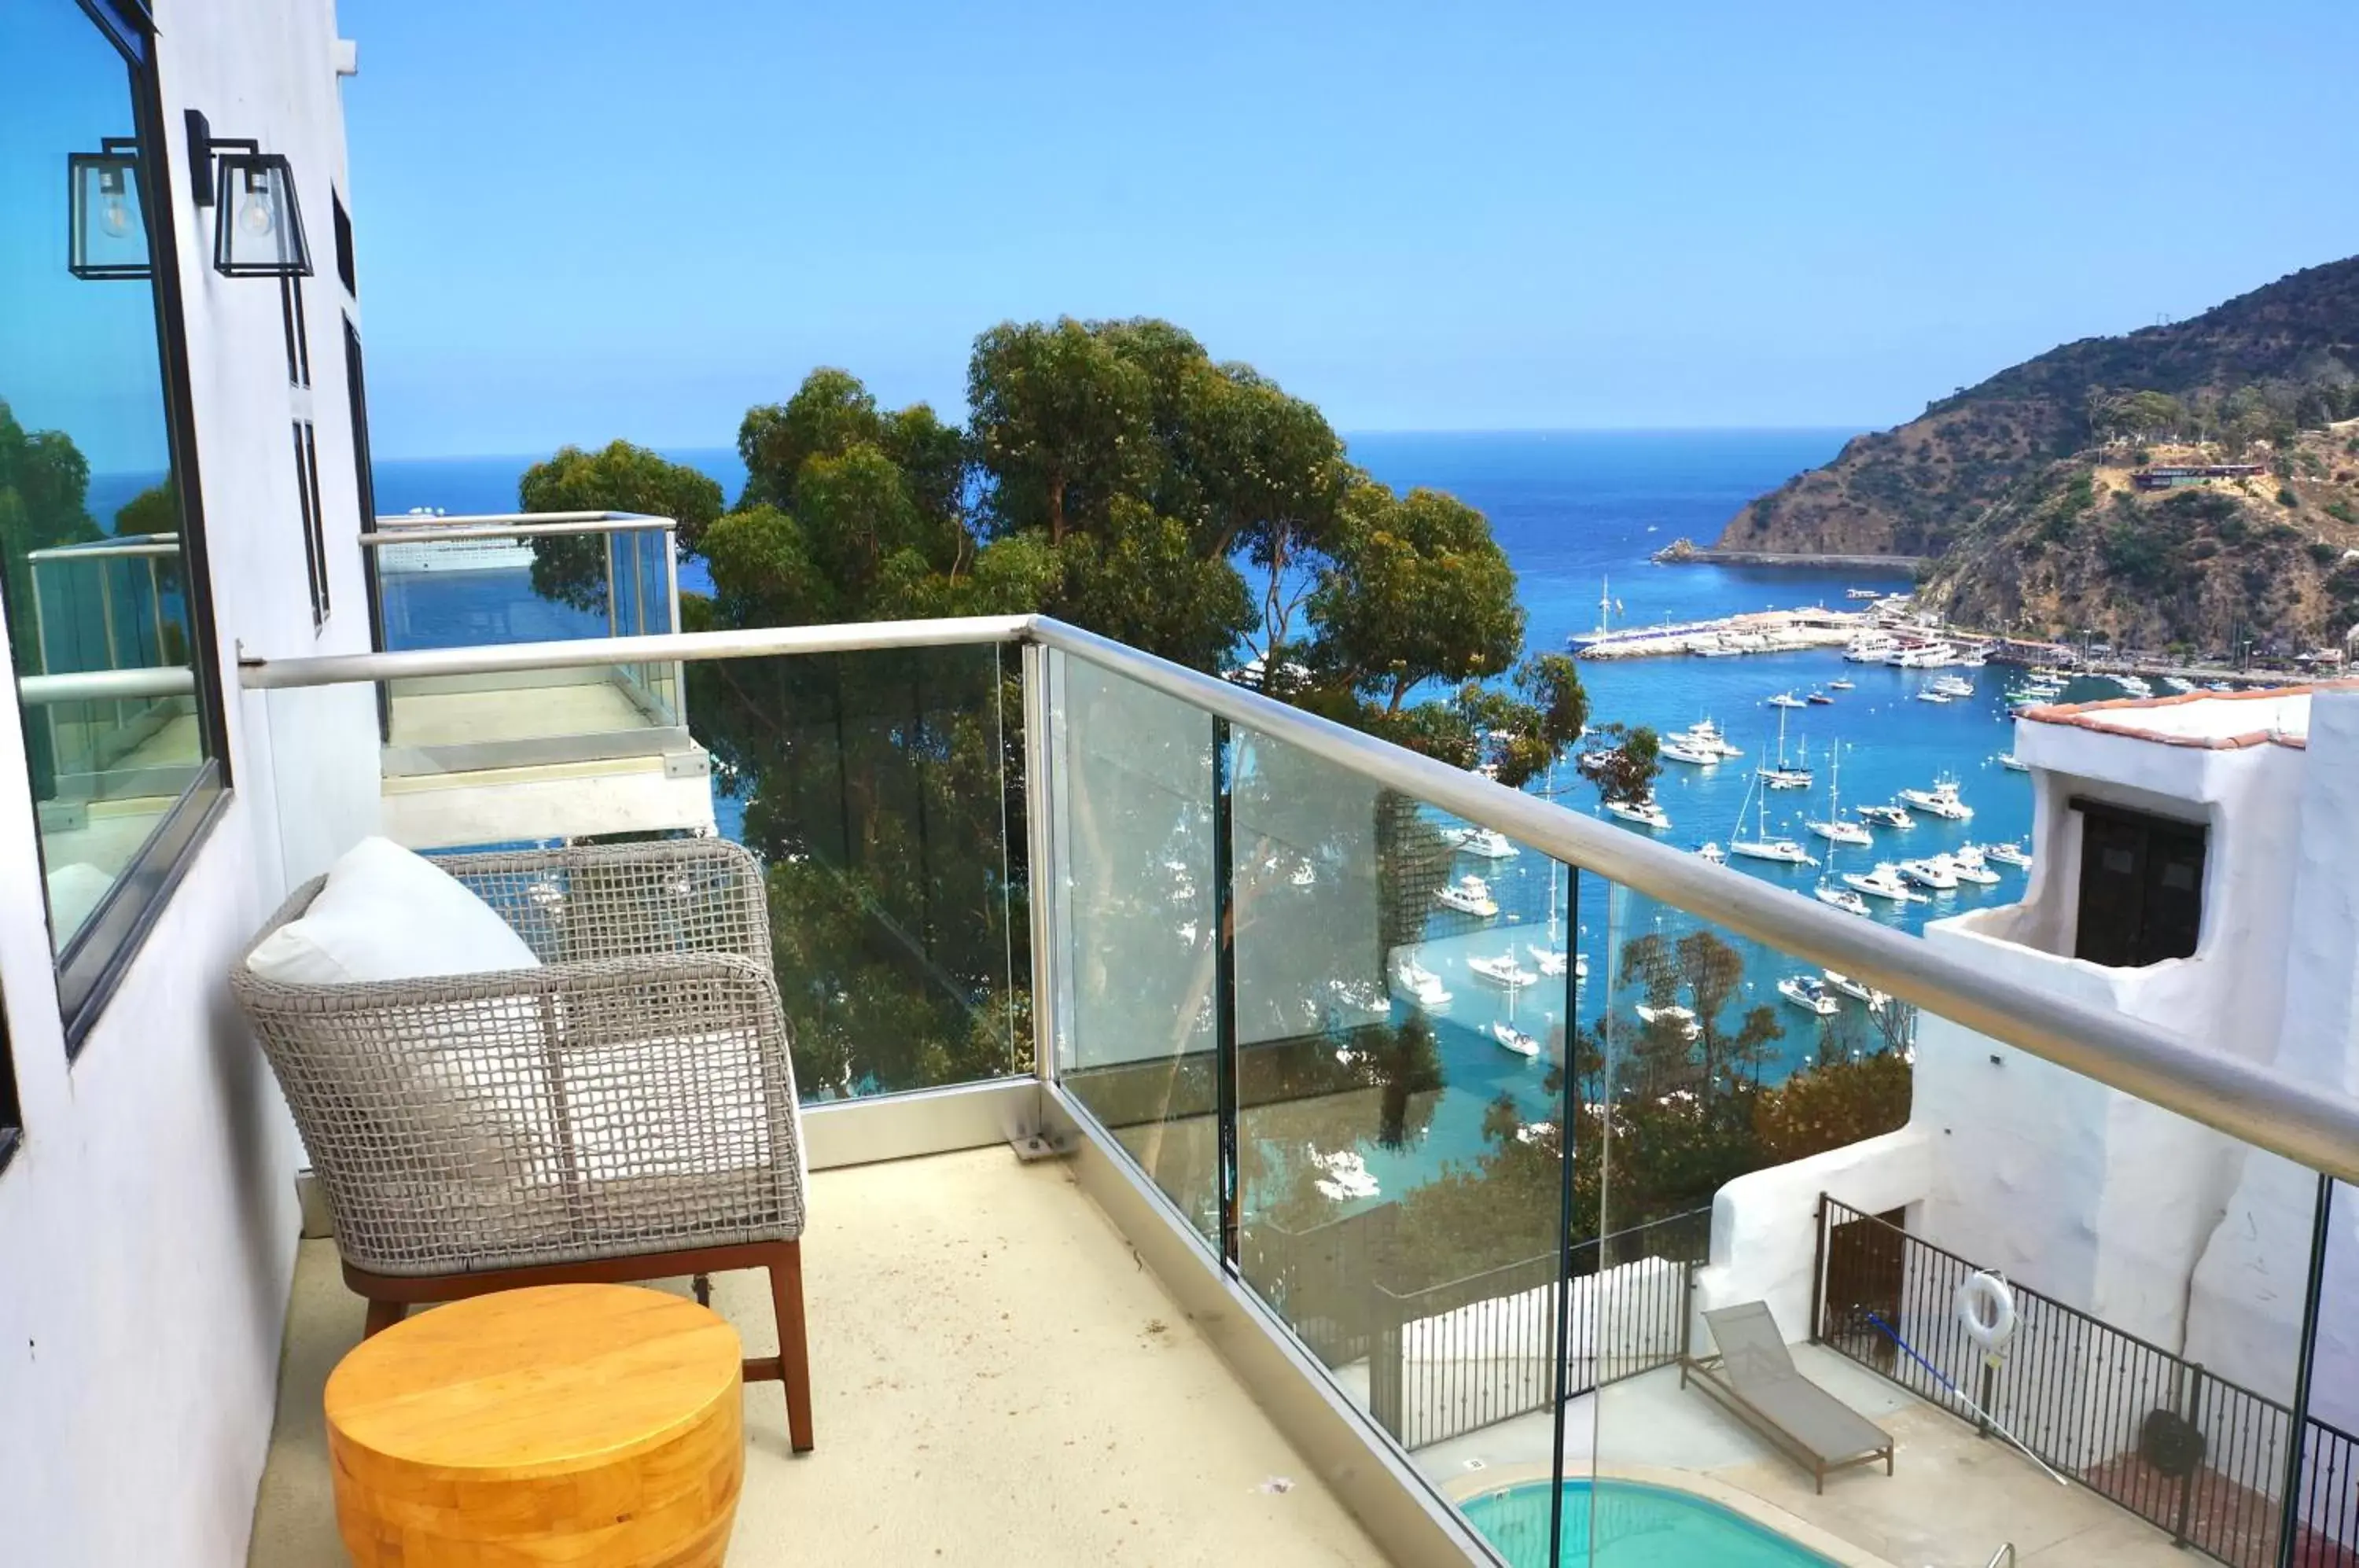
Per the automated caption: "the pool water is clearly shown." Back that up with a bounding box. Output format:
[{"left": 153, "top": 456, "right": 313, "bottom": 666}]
[{"left": 1460, "top": 1478, "right": 1842, "bottom": 1566}]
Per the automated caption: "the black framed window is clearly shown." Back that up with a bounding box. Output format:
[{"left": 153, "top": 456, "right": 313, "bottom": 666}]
[
  {"left": 2, "top": 0, "right": 228, "bottom": 1046},
  {"left": 279, "top": 274, "right": 311, "bottom": 388},
  {"left": 333, "top": 189, "right": 356, "bottom": 296},
  {"left": 292, "top": 421, "right": 329, "bottom": 625},
  {"left": 345, "top": 317, "right": 383, "bottom": 656},
  {"left": 2072, "top": 799, "right": 2207, "bottom": 968}
]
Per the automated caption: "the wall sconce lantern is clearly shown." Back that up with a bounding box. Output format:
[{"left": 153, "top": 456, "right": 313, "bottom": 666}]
[
  {"left": 68, "top": 138, "right": 149, "bottom": 281},
  {"left": 186, "top": 110, "right": 311, "bottom": 279}
]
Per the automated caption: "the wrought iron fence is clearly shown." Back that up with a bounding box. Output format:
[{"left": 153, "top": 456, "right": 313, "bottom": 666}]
[{"left": 1816, "top": 1196, "right": 2359, "bottom": 1568}]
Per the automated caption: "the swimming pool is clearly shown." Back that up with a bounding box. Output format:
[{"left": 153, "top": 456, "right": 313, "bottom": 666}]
[{"left": 1459, "top": 1478, "right": 1843, "bottom": 1566}]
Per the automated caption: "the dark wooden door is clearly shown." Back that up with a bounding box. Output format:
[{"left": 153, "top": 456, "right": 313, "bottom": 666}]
[
  {"left": 2074, "top": 803, "right": 2206, "bottom": 968},
  {"left": 1821, "top": 1205, "right": 1908, "bottom": 1370}
]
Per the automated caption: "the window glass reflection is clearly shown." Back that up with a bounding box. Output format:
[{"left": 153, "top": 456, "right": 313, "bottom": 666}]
[{"left": 1, "top": 2, "right": 211, "bottom": 955}]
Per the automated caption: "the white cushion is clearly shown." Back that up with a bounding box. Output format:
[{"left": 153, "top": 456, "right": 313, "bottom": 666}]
[{"left": 248, "top": 836, "right": 542, "bottom": 985}]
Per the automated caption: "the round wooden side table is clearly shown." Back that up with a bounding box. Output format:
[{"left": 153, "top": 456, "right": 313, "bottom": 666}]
[{"left": 326, "top": 1283, "right": 744, "bottom": 1567}]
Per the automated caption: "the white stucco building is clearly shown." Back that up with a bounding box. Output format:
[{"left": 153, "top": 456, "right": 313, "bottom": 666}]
[{"left": 1703, "top": 682, "right": 2359, "bottom": 1436}]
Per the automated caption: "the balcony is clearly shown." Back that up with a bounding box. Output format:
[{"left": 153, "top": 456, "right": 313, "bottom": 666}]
[
  {"left": 359, "top": 511, "right": 708, "bottom": 848},
  {"left": 237, "top": 618, "right": 2359, "bottom": 1568}
]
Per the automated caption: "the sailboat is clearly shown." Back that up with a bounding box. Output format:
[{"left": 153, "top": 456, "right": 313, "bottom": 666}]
[
  {"left": 1757, "top": 705, "right": 1812, "bottom": 790},
  {"left": 1525, "top": 849, "right": 1579, "bottom": 982},
  {"left": 1805, "top": 746, "right": 1873, "bottom": 847},
  {"left": 1490, "top": 970, "right": 1542, "bottom": 1058},
  {"left": 1728, "top": 762, "right": 1820, "bottom": 867}
]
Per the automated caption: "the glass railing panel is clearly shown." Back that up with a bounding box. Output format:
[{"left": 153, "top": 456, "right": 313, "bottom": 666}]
[
  {"left": 264, "top": 641, "right": 1026, "bottom": 1102},
  {"left": 1581, "top": 874, "right": 2327, "bottom": 1568},
  {"left": 1224, "top": 723, "right": 1577, "bottom": 1566},
  {"left": 1042, "top": 650, "right": 1222, "bottom": 1241}
]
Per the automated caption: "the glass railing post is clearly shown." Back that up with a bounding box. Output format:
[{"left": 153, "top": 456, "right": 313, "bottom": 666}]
[
  {"left": 1022, "top": 641, "right": 1058, "bottom": 1084},
  {"left": 1213, "top": 714, "right": 1241, "bottom": 1265}
]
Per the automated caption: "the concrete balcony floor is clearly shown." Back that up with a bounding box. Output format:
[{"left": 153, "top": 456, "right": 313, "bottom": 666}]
[{"left": 247, "top": 1147, "right": 1384, "bottom": 1566}]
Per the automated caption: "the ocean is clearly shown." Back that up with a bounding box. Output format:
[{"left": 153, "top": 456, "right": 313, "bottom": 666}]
[{"left": 377, "top": 432, "right": 2070, "bottom": 1194}]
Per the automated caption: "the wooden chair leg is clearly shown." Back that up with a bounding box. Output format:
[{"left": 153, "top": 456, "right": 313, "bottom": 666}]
[
  {"left": 362, "top": 1298, "right": 406, "bottom": 1338},
  {"left": 767, "top": 1241, "right": 814, "bottom": 1453}
]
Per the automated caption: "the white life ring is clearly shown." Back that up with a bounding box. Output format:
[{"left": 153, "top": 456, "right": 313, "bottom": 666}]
[{"left": 1956, "top": 1271, "right": 2019, "bottom": 1351}]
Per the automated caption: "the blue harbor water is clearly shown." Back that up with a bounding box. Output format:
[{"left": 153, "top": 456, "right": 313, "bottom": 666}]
[{"left": 376, "top": 432, "right": 2093, "bottom": 1202}]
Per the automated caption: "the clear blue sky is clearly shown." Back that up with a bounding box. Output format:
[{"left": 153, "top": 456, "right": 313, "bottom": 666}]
[{"left": 344, "top": 0, "right": 2359, "bottom": 460}]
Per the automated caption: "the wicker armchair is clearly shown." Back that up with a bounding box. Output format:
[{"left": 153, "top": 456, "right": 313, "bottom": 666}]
[{"left": 231, "top": 837, "right": 812, "bottom": 1451}]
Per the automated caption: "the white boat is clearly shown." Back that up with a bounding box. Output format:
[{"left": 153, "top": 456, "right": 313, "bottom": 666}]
[
  {"left": 1490, "top": 1021, "right": 1541, "bottom": 1058},
  {"left": 1888, "top": 642, "right": 1959, "bottom": 668},
  {"left": 1526, "top": 943, "right": 1581, "bottom": 981},
  {"left": 1805, "top": 746, "right": 1873, "bottom": 847},
  {"left": 1897, "top": 776, "right": 1974, "bottom": 821},
  {"left": 1757, "top": 704, "right": 1812, "bottom": 790},
  {"left": 1931, "top": 674, "right": 1974, "bottom": 698},
  {"left": 1915, "top": 690, "right": 1952, "bottom": 705},
  {"left": 1659, "top": 739, "right": 1719, "bottom": 766},
  {"left": 1391, "top": 959, "right": 1452, "bottom": 1007},
  {"left": 1996, "top": 753, "right": 2030, "bottom": 772},
  {"left": 1779, "top": 974, "right": 1838, "bottom": 1017},
  {"left": 1695, "top": 841, "right": 1726, "bottom": 864},
  {"left": 1855, "top": 803, "right": 1915, "bottom": 830},
  {"left": 1678, "top": 717, "right": 1743, "bottom": 758},
  {"left": 1445, "top": 826, "right": 1518, "bottom": 860},
  {"left": 1844, "top": 863, "right": 1927, "bottom": 903},
  {"left": 1468, "top": 951, "right": 1540, "bottom": 989},
  {"left": 1606, "top": 796, "right": 1672, "bottom": 830},
  {"left": 1728, "top": 766, "right": 1819, "bottom": 866},
  {"left": 1984, "top": 840, "right": 2033, "bottom": 870},
  {"left": 1828, "top": 678, "right": 1856, "bottom": 690},
  {"left": 1845, "top": 634, "right": 1897, "bottom": 663},
  {"left": 1434, "top": 874, "right": 1500, "bottom": 918},
  {"left": 1767, "top": 690, "right": 1809, "bottom": 709},
  {"left": 1901, "top": 856, "right": 1960, "bottom": 891},
  {"left": 1636, "top": 1003, "right": 1699, "bottom": 1039},
  {"left": 1822, "top": 970, "right": 1887, "bottom": 1006},
  {"left": 1814, "top": 882, "right": 1871, "bottom": 917},
  {"left": 1947, "top": 846, "right": 2001, "bottom": 886}
]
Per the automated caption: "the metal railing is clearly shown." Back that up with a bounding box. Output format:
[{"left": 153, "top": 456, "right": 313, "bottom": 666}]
[
  {"left": 1816, "top": 1198, "right": 2357, "bottom": 1568},
  {"left": 237, "top": 612, "right": 2359, "bottom": 1189}
]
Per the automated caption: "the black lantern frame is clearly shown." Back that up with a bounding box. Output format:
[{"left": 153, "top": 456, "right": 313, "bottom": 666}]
[
  {"left": 67, "top": 137, "right": 149, "bottom": 281},
  {"left": 184, "top": 109, "right": 312, "bottom": 280}
]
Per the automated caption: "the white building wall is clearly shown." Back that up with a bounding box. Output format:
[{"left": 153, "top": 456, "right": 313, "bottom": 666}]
[{"left": 0, "top": 5, "right": 381, "bottom": 1567}]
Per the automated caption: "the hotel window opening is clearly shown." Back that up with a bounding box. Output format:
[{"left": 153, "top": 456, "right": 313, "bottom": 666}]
[{"left": 2071, "top": 799, "right": 2206, "bottom": 968}]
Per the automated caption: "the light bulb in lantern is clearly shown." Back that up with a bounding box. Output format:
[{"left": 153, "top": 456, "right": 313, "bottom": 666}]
[
  {"left": 237, "top": 185, "right": 274, "bottom": 238},
  {"left": 100, "top": 193, "right": 132, "bottom": 238}
]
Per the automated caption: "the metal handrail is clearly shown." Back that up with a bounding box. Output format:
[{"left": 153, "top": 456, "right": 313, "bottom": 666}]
[
  {"left": 362, "top": 510, "right": 677, "bottom": 545},
  {"left": 233, "top": 612, "right": 2359, "bottom": 1186},
  {"left": 1986, "top": 1546, "right": 2015, "bottom": 1568}
]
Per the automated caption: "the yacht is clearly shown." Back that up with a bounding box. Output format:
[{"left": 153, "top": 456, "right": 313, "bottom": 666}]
[
  {"left": 1915, "top": 689, "right": 1952, "bottom": 705},
  {"left": 1606, "top": 796, "right": 1673, "bottom": 830},
  {"left": 1778, "top": 974, "right": 1838, "bottom": 1017},
  {"left": 1843, "top": 863, "right": 1927, "bottom": 903},
  {"left": 1310, "top": 1150, "right": 1382, "bottom": 1202},
  {"left": 1930, "top": 674, "right": 1974, "bottom": 698},
  {"left": 1814, "top": 882, "right": 1872, "bottom": 917},
  {"left": 1806, "top": 690, "right": 1835, "bottom": 705},
  {"left": 1676, "top": 718, "right": 1743, "bottom": 759},
  {"left": 1901, "top": 856, "right": 1960, "bottom": 892},
  {"left": 1767, "top": 690, "right": 1809, "bottom": 709},
  {"left": 1757, "top": 704, "right": 1812, "bottom": 790},
  {"left": 1805, "top": 746, "right": 1873, "bottom": 847},
  {"left": 1947, "top": 845, "right": 2001, "bottom": 886},
  {"left": 1635, "top": 1003, "right": 1700, "bottom": 1039},
  {"left": 1822, "top": 970, "right": 1887, "bottom": 1007},
  {"left": 1526, "top": 943, "right": 1584, "bottom": 981},
  {"left": 1845, "top": 633, "right": 1898, "bottom": 663},
  {"left": 1658, "top": 738, "right": 1719, "bottom": 767},
  {"left": 1695, "top": 841, "right": 1726, "bottom": 864},
  {"left": 1391, "top": 959, "right": 1452, "bottom": 1008},
  {"left": 1856, "top": 803, "right": 1915, "bottom": 830},
  {"left": 1445, "top": 826, "right": 1518, "bottom": 860},
  {"left": 1434, "top": 874, "right": 1500, "bottom": 918},
  {"left": 1468, "top": 951, "right": 1540, "bottom": 990},
  {"left": 1996, "top": 753, "right": 2030, "bottom": 772},
  {"left": 1984, "top": 840, "right": 2034, "bottom": 870},
  {"left": 1490, "top": 1021, "right": 1541, "bottom": 1059},
  {"left": 1898, "top": 777, "right": 1974, "bottom": 821},
  {"left": 1728, "top": 767, "right": 1819, "bottom": 866},
  {"left": 1828, "top": 678, "right": 1856, "bottom": 690},
  {"left": 1889, "top": 642, "right": 1959, "bottom": 668}
]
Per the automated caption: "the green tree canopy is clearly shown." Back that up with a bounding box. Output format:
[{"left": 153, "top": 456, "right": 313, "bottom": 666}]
[{"left": 1308, "top": 484, "right": 1525, "bottom": 714}]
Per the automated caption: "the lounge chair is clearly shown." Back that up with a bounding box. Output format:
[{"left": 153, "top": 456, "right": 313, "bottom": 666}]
[{"left": 1681, "top": 1301, "right": 1892, "bottom": 1493}]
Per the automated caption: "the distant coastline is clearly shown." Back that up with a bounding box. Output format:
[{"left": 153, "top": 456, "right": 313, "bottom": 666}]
[{"left": 1650, "top": 536, "right": 1924, "bottom": 572}]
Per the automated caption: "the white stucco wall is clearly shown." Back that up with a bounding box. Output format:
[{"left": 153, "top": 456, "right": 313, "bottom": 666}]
[
  {"left": 2184, "top": 694, "right": 2359, "bottom": 1420},
  {"left": 0, "top": 5, "right": 379, "bottom": 1566},
  {"left": 1691, "top": 1125, "right": 1931, "bottom": 1342}
]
